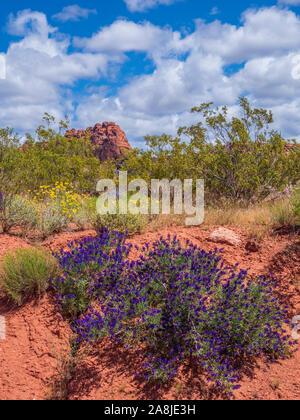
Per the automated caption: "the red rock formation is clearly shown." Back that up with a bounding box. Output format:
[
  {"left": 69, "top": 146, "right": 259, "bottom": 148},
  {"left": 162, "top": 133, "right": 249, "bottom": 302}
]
[{"left": 65, "top": 122, "right": 132, "bottom": 162}]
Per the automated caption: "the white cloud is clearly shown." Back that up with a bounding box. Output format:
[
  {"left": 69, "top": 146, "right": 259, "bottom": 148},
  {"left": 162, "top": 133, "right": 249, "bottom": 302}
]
[
  {"left": 73, "top": 6, "right": 300, "bottom": 142},
  {"left": 7, "top": 9, "right": 57, "bottom": 37},
  {"left": 210, "top": 7, "right": 220, "bottom": 16},
  {"left": 0, "top": 10, "right": 123, "bottom": 131},
  {"left": 124, "top": 0, "right": 178, "bottom": 12},
  {"left": 52, "top": 5, "right": 97, "bottom": 23},
  {"left": 185, "top": 7, "right": 300, "bottom": 64}
]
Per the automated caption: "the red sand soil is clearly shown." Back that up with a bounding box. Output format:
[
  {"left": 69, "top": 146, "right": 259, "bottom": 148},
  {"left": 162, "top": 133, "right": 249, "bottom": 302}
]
[{"left": 0, "top": 226, "right": 299, "bottom": 400}]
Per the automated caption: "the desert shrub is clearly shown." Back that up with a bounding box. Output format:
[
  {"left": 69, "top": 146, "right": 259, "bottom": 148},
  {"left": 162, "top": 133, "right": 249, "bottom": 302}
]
[
  {"left": 123, "top": 134, "right": 187, "bottom": 186},
  {"left": 292, "top": 186, "right": 300, "bottom": 225},
  {"left": 270, "top": 199, "right": 296, "bottom": 227},
  {"left": 73, "top": 198, "right": 96, "bottom": 230},
  {"left": 70, "top": 235, "right": 291, "bottom": 392},
  {"left": 0, "top": 247, "right": 58, "bottom": 304},
  {"left": 31, "top": 183, "right": 88, "bottom": 218},
  {"left": 31, "top": 183, "right": 89, "bottom": 236},
  {"left": 92, "top": 211, "right": 148, "bottom": 236},
  {"left": 180, "top": 98, "right": 299, "bottom": 204},
  {"left": 0, "top": 115, "right": 101, "bottom": 194},
  {"left": 0, "top": 194, "right": 38, "bottom": 233},
  {"left": 52, "top": 230, "right": 131, "bottom": 317},
  {"left": 72, "top": 208, "right": 90, "bottom": 230},
  {"left": 123, "top": 98, "right": 299, "bottom": 205}
]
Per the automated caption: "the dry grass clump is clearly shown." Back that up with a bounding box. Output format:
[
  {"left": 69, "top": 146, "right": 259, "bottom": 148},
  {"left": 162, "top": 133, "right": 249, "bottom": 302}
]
[
  {"left": 204, "top": 198, "right": 297, "bottom": 241},
  {"left": 0, "top": 247, "right": 58, "bottom": 304}
]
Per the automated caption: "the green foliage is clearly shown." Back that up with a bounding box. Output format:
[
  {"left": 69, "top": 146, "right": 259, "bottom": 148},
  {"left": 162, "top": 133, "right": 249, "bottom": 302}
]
[
  {"left": 0, "top": 128, "right": 22, "bottom": 194},
  {"left": 123, "top": 98, "right": 299, "bottom": 205},
  {"left": 123, "top": 134, "right": 187, "bottom": 185},
  {"left": 0, "top": 247, "right": 58, "bottom": 304},
  {"left": 36, "top": 202, "right": 70, "bottom": 237},
  {"left": 72, "top": 197, "right": 96, "bottom": 230},
  {"left": 0, "top": 115, "right": 102, "bottom": 194},
  {"left": 181, "top": 98, "right": 299, "bottom": 203},
  {"left": 0, "top": 194, "right": 38, "bottom": 233}
]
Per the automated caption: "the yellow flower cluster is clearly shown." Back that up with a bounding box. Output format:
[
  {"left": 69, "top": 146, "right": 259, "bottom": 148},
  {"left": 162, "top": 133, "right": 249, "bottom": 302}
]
[{"left": 29, "top": 182, "right": 88, "bottom": 220}]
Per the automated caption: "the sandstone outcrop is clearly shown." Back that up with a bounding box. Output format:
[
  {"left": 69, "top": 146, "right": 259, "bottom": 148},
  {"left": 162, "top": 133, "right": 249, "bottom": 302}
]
[{"left": 65, "top": 122, "right": 132, "bottom": 162}]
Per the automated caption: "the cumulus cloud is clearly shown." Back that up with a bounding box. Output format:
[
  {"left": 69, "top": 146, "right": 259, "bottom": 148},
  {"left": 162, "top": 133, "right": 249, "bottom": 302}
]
[
  {"left": 7, "top": 9, "right": 57, "bottom": 37},
  {"left": 52, "top": 5, "right": 97, "bottom": 23},
  {"left": 0, "top": 9, "right": 123, "bottom": 130},
  {"left": 73, "top": 20, "right": 174, "bottom": 53},
  {"left": 278, "top": 1, "right": 300, "bottom": 5},
  {"left": 124, "top": 0, "right": 178, "bottom": 12}
]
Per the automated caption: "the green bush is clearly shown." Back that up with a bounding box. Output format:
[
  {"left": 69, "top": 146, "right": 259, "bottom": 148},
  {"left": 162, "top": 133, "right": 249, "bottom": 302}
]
[
  {"left": 0, "top": 128, "right": 22, "bottom": 194},
  {"left": 0, "top": 115, "right": 102, "bottom": 195},
  {"left": 73, "top": 236, "right": 291, "bottom": 392},
  {"left": 0, "top": 247, "right": 58, "bottom": 304},
  {"left": 0, "top": 194, "right": 38, "bottom": 233},
  {"left": 92, "top": 212, "right": 148, "bottom": 236}
]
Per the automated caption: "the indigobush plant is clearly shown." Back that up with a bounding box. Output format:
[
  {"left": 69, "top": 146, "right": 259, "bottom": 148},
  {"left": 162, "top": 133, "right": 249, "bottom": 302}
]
[
  {"left": 52, "top": 229, "right": 132, "bottom": 317},
  {"left": 53, "top": 234, "right": 292, "bottom": 391}
]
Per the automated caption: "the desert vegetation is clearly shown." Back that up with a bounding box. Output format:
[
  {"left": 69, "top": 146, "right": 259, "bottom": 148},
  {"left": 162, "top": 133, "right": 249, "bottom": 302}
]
[
  {"left": 0, "top": 98, "right": 299, "bottom": 400},
  {"left": 0, "top": 98, "right": 299, "bottom": 239}
]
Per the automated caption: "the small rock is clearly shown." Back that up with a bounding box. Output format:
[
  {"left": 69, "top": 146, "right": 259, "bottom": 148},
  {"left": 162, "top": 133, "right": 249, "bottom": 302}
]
[
  {"left": 208, "top": 228, "right": 242, "bottom": 247},
  {"left": 245, "top": 241, "right": 260, "bottom": 253}
]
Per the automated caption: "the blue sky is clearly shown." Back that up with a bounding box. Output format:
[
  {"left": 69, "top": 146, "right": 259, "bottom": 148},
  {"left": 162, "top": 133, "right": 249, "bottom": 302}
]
[{"left": 1, "top": 0, "right": 300, "bottom": 145}]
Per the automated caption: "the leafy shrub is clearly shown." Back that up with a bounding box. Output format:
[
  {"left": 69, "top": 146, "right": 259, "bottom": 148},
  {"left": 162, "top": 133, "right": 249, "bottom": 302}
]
[
  {"left": 0, "top": 128, "right": 23, "bottom": 194},
  {"left": 62, "top": 235, "right": 292, "bottom": 392},
  {"left": 292, "top": 186, "right": 300, "bottom": 225},
  {"left": 0, "top": 247, "right": 58, "bottom": 304},
  {"left": 0, "top": 115, "right": 101, "bottom": 194},
  {"left": 52, "top": 230, "right": 131, "bottom": 317},
  {"left": 92, "top": 212, "right": 148, "bottom": 236},
  {"left": 73, "top": 198, "right": 95, "bottom": 230},
  {"left": 0, "top": 194, "right": 38, "bottom": 233}
]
